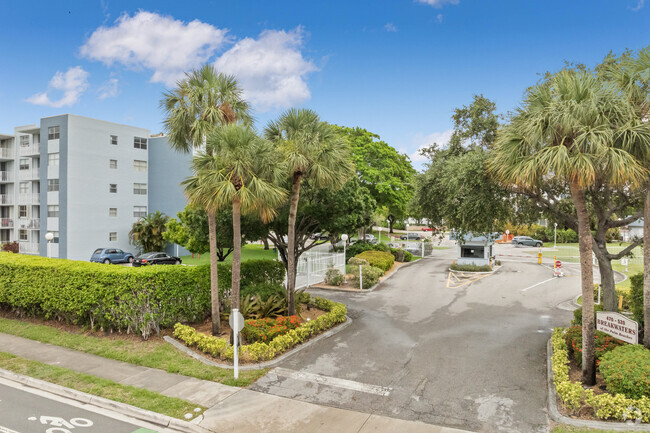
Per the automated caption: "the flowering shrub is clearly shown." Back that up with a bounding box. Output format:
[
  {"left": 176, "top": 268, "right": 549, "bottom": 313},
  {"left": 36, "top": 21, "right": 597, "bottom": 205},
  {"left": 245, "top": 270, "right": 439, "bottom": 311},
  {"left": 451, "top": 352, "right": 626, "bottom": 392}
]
[
  {"left": 599, "top": 344, "right": 650, "bottom": 399},
  {"left": 565, "top": 326, "right": 625, "bottom": 368},
  {"left": 324, "top": 268, "right": 344, "bottom": 286},
  {"left": 241, "top": 316, "right": 301, "bottom": 343}
]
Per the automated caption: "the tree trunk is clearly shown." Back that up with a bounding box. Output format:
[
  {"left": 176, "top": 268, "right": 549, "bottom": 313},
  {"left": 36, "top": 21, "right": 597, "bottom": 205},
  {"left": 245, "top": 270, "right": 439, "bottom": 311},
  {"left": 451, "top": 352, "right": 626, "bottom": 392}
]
[
  {"left": 634, "top": 101, "right": 649, "bottom": 349},
  {"left": 231, "top": 198, "right": 242, "bottom": 312},
  {"left": 262, "top": 237, "right": 270, "bottom": 250},
  {"left": 570, "top": 180, "right": 596, "bottom": 386},
  {"left": 208, "top": 211, "right": 220, "bottom": 335},
  {"left": 592, "top": 239, "right": 617, "bottom": 312},
  {"left": 286, "top": 173, "right": 302, "bottom": 316},
  {"left": 387, "top": 215, "right": 395, "bottom": 233}
]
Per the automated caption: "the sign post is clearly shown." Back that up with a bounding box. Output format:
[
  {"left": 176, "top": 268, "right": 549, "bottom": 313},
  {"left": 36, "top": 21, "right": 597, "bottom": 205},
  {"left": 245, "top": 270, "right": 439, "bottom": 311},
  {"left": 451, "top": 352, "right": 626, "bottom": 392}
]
[
  {"left": 596, "top": 312, "right": 638, "bottom": 344},
  {"left": 554, "top": 259, "right": 563, "bottom": 277},
  {"left": 622, "top": 257, "right": 629, "bottom": 272},
  {"left": 229, "top": 309, "right": 245, "bottom": 379}
]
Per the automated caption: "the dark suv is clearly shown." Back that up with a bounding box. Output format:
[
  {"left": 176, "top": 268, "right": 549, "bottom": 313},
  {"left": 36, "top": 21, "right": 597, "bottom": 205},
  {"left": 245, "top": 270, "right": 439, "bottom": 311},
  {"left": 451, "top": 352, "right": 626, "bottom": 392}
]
[{"left": 90, "top": 248, "right": 135, "bottom": 264}]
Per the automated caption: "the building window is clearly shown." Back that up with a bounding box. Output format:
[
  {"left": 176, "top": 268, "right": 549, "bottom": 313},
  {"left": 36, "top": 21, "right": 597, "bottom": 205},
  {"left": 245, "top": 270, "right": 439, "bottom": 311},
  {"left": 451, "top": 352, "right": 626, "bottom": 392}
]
[
  {"left": 109, "top": 232, "right": 117, "bottom": 242},
  {"left": 48, "top": 153, "right": 59, "bottom": 167},
  {"left": 19, "top": 182, "right": 30, "bottom": 194},
  {"left": 134, "top": 137, "right": 147, "bottom": 150},
  {"left": 19, "top": 205, "right": 27, "bottom": 218},
  {"left": 48, "top": 179, "right": 59, "bottom": 192},
  {"left": 110, "top": 135, "right": 118, "bottom": 145},
  {"left": 48, "top": 126, "right": 60, "bottom": 140},
  {"left": 20, "top": 136, "right": 29, "bottom": 147},
  {"left": 19, "top": 158, "right": 29, "bottom": 170},
  {"left": 133, "top": 206, "right": 147, "bottom": 218},
  {"left": 48, "top": 231, "right": 59, "bottom": 243},
  {"left": 48, "top": 205, "right": 59, "bottom": 217},
  {"left": 133, "top": 160, "right": 147, "bottom": 172},
  {"left": 109, "top": 159, "right": 118, "bottom": 169},
  {"left": 19, "top": 230, "right": 28, "bottom": 241},
  {"left": 109, "top": 184, "right": 117, "bottom": 193},
  {"left": 109, "top": 208, "right": 117, "bottom": 217},
  {"left": 133, "top": 183, "right": 147, "bottom": 195}
]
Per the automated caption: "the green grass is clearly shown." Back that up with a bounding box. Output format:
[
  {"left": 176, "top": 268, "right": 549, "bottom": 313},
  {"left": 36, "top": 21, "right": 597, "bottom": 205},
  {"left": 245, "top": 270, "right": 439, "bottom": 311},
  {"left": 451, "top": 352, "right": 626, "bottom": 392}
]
[
  {"left": 181, "top": 243, "right": 278, "bottom": 266},
  {"left": 0, "top": 317, "right": 267, "bottom": 387},
  {"left": 552, "top": 426, "right": 639, "bottom": 433},
  {"left": 0, "top": 351, "right": 203, "bottom": 419}
]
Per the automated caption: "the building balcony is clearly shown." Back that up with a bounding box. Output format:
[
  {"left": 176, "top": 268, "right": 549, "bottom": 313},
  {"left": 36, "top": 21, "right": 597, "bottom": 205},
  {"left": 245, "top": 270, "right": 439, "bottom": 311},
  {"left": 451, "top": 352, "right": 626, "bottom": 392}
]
[
  {"left": 19, "top": 242, "right": 39, "bottom": 254},
  {"left": 19, "top": 144, "right": 40, "bottom": 156},
  {"left": 19, "top": 168, "right": 40, "bottom": 180},
  {"left": 0, "top": 194, "right": 11, "bottom": 205},
  {"left": 18, "top": 193, "right": 40, "bottom": 204},
  {"left": 0, "top": 148, "right": 12, "bottom": 159},
  {"left": 0, "top": 171, "right": 11, "bottom": 182},
  {"left": 18, "top": 218, "right": 40, "bottom": 230},
  {"left": 0, "top": 218, "right": 13, "bottom": 229}
]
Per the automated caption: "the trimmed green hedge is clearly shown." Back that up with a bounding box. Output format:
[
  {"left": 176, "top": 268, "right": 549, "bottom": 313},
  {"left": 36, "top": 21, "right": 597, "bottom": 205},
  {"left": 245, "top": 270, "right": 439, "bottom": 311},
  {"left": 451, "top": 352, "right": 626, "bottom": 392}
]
[
  {"left": 354, "top": 251, "right": 394, "bottom": 272},
  {"left": 600, "top": 344, "right": 650, "bottom": 399},
  {"left": 0, "top": 253, "right": 284, "bottom": 339},
  {"left": 449, "top": 263, "right": 491, "bottom": 272}
]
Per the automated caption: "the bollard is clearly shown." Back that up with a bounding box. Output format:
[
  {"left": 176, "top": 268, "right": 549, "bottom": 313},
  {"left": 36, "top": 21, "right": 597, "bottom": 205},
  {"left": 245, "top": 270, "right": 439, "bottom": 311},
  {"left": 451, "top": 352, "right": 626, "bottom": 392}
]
[
  {"left": 359, "top": 265, "right": 363, "bottom": 289},
  {"left": 538, "top": 248, "right": 542, "bottom": 265}
]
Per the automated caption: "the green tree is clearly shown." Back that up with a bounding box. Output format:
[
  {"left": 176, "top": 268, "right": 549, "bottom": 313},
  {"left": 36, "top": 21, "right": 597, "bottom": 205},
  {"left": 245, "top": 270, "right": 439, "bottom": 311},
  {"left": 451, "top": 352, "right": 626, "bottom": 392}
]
[
  {"left": 129, "top": 211, "right": 170, "bottom": 253},
  {"left": 265, "top": 109, "right": 354, "bottom": 315},
  {"left": 334, "top": 126, "right": 416, "bottom": 233},
  {"left": 185, "top": 125, "right": 286, "bottom": 322},
  {"left": 160, "top": 65, "right": 250, "bottom": 335},
  {"left": 491, "top": 69, "right": 646, "bottom": 385}
]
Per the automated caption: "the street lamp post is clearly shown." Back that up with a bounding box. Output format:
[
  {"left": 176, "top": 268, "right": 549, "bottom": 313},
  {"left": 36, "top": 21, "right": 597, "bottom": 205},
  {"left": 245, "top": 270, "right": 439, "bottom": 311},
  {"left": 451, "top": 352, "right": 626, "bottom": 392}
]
[
  {"left": 341, "top": 234, "right": 348, "bottom": 283},
  {"left": 554, "top": 222, "right": 558, "bottom": 248},
  {"left": 45, "top": 232, "right": 54, "bottom": 258},
  {"left": 405, "top": 223, "right": 409, "bottom": 245}
]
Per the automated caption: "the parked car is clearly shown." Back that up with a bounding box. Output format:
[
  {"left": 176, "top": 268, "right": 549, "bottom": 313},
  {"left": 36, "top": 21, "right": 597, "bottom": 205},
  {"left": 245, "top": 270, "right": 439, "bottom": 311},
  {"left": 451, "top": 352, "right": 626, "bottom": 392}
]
[
  {"left": 132, "top": 252, "right": 182, "bottom": 267},
  {"left": 310, "top": 233, "right": 329, "bottom": 241},
  {"left": 512, "top": 236, "right": 543, "bottom": 247},
  {"left": 400, "top": 233, "right": 423, "bottom": 240},
  {"left": 90, "top": 248, "right": 134, "bottom": 264},
  {"left": 421, "top": 227, "right": 433, "bottom": 232}
]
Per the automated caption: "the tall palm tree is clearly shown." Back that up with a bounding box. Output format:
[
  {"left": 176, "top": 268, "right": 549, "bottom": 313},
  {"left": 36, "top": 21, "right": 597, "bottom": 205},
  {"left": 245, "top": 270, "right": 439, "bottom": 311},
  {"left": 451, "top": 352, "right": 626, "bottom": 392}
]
[
  {"left": 184, "top": 125, "right": 286, "bottom": 320},
  {"left": 265, "top": 109, "right": 354, "bottom": 315},
  {"left": 491, "top": 69, "right": 646, "bottom": 385},
  {"left": 129, "top": 211, "right": 170, "bottom": 253},
  {"left": 160, "top": 65, "right": 251, "bottom": 335}
]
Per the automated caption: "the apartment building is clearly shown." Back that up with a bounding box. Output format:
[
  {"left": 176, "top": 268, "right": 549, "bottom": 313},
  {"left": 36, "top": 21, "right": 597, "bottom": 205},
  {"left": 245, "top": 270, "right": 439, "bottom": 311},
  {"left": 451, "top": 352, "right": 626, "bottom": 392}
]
[{"left": 0, "top": 114, "right": 191, "bottom": 261}]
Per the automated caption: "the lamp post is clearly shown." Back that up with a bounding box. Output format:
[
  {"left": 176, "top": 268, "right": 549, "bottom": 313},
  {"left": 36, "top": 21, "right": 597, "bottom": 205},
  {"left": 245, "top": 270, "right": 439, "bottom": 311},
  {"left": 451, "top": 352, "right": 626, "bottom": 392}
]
[
  {"left": 405, "top": 223, "right": 409, "bottom": 245},
  {"left": 554, "top": 222, "right": 558, "bottom": 248},
  {"left": 45, "top": 232, "right": 54, "bottom": 258},
  {"left": 341, "top": 234, "right": 348, "bottom": 283}
]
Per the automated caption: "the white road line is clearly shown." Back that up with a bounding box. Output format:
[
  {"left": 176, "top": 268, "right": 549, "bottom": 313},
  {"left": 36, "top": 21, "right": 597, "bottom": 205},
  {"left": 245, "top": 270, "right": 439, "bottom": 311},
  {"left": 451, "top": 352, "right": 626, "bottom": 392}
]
[
  {"left": 273, "top": 368, "right": 391, "bottom": 396},
  {"left": 0, "top": 426, "right": 20, "bottom": 433},
  {"left": 521, "top": 277, "right": 557, "bottom": 292}
]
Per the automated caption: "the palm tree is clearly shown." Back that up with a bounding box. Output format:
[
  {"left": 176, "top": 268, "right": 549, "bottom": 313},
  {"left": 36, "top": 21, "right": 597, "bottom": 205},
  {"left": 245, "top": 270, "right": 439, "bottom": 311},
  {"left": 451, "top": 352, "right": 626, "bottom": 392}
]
[
  {"left": 184, "top": 125, "right": 286, "bottom": 322},
  {"left": 129, "top": 211, "right": 169, "bottom": 253},
  {"left": 491, "top": 69, "right": 646, "bottom": 385},
  {"left": 265, "top": 109, "right": 354, "bottom": 315},
  {"left": 160, "top": 65, "right": 251, "bottom": 335}
]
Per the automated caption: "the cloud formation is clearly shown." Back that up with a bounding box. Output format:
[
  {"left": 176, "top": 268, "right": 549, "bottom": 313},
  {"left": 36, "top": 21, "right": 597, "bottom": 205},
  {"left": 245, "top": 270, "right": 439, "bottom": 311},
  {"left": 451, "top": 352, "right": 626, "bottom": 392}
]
[
  {"left": 214, "top": 27, "right": 317, "bottom": 111},
  {"left": 384, "top": 23, "right": 397, "bottom": 32},
  {"left": 631, "top": 0, "right": 644, "bottom": 11},
  {"left": 98, "top": 78, "right": 119, "bottom": 100},
  {"left": 80, "top": 11, "right": 229, "bottom": 85},
  {"left": 26, "top": 66, "right": 89, "bottom": 108},
  {"left": 415, "top": 0, "right": 459, "bottom": 7},
  {"left": 410, "top": 129, "right": 454, "bottom": 162}
]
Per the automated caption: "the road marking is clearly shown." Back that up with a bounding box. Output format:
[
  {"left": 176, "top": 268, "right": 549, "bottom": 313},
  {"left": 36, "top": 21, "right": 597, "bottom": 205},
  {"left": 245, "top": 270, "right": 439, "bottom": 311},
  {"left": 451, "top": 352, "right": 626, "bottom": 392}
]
[
  {"left": 521, "top": 277, "right": 556, "bottom": 292},
  {"left": 273, "top": 368, "right": 391, "bottom": 396},
  {"left": 446, "top": 271, "right": 492, "bottom": 289},
  {"left": 0, "top": 426, "right": 20, "bottom": 433}
]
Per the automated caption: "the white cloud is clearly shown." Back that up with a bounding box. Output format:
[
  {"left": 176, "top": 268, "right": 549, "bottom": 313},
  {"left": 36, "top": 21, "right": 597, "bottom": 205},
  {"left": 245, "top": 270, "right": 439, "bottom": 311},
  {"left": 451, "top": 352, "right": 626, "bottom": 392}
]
[
  {"left": 214, "top": 27, "right": 317, "bottom": 111},
  {"left": 631, "top": 0, "right": 644, "bottom": 10},
  {"left": 410, "top": 129, "right": 454, "bottom": 162},
  {"left": 384, "top": 23, "right": 397, "bottom": 32},
  {"left": 26, "top": 66, "right": 89, "bottom": 108},
  {"left": 98, "top": 78, "right": 119, "bottom": 100},
  {"left": 80, "top": 11, "right": 229, "bottom": 85},
  {"left": 436, "top": 14, "right": 444, "bottom": 23},
  {"left": 416, "top": 0, "right": 459, "bottom": 7}
]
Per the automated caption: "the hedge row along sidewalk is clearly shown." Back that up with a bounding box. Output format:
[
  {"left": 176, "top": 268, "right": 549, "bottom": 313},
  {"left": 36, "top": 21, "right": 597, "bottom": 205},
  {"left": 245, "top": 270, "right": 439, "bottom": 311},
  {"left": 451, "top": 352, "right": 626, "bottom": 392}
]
[
  {"left": 174, "top": 297, "right": 347, "bottom": 362},
  {"left": 550, "top": 327, "right": 650, "bottom": 423}
]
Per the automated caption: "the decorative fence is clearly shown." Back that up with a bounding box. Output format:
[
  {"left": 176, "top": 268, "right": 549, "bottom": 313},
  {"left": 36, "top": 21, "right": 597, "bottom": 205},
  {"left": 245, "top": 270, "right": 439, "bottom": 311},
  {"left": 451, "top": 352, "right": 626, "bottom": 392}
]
[{"left": 281, "top": 249, "right": 346, "bottom": 289}]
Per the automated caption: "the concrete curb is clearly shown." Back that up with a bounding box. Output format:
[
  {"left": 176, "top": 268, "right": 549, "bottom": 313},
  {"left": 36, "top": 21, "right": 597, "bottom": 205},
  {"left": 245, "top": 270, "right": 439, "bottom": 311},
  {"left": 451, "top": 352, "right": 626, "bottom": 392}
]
[
  {"left": 447, "top": 265, "right": 502, "bottom": 275},
  {"left": 546, "top": 338, "right": 650, "bottom": 431},
  {"left": 164, "top": 315, "right": 352, "bottom": 370},
  {"left": 0, "top": 368, "right": 211, "bottom": 433}
]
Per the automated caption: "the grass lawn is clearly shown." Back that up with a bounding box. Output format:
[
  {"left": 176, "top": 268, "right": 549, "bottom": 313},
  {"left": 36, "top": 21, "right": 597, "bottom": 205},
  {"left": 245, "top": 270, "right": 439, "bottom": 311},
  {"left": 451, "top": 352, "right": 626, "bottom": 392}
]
[
  {"left": 181, "top": 243, "right": 278, "bottom": 266},
  {"left": 552, "top": 426, "right": 639, "bottom": 433},
  {"left": 0, "top": 351, "right": 203, "bottom": 419},
  {"left": 0, "top": 317, "right": 267, "bottom": 387}
]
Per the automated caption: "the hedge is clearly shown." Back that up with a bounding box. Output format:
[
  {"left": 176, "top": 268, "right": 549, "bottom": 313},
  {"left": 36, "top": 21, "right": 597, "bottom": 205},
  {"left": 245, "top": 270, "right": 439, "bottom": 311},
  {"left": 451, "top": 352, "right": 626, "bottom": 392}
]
[
  {"left": 0, "top": 253, "right": 284, "bottom": 340},
  {"left": 600, "top": 345, "right": 650, "bottom": 399},
  {"left": 551, "top": 327, "right": 650, "bottom": 422},
  {"left": 630, "top": 273, "right": 645, "bottom": 328},
  {"left": 173, "top": 297, "right": 347, "bottom": 362},
  {"left": 354, "top": 250, "right": 394, "bottom": 272}
]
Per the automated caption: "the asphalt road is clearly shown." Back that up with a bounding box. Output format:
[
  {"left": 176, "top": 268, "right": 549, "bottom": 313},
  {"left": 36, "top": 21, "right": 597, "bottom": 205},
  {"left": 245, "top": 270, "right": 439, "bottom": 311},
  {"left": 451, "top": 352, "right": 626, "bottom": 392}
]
[
  {"left": 0, "top": 381, "right": 154, "bottom": 433},
  {"left": 250, "top": 249, "right": 581, "bottom": 433}
]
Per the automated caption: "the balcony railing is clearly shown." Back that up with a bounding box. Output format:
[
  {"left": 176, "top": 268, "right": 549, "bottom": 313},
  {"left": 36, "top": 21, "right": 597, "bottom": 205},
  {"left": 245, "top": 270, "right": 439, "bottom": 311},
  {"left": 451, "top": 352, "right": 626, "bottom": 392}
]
[
  {"left": 19, "top": 242, "right": 39, "bottom": 254},
  {"left": 0, "top": 218, "right": 13, "bottom": 228},
  {"left": 19, "top": 168, "right": 40, "bottom": 180},
  {"left": 19, "top": 144, "right": 40, "bottom": 156},
  {"left": 0, "top": 194, "right": 11, "bottom": 205},
  {"left": 18, "top": 218, "right": 40, "bottom": 230},
  {"left": 0, "top": 172, "right": 11, "bottom": 182},
  {"left": 18, "top": 193, "right": 40, "bottom": 204},
  {"left": 0, "top": 148, "right": 11, "bottom": 159}
]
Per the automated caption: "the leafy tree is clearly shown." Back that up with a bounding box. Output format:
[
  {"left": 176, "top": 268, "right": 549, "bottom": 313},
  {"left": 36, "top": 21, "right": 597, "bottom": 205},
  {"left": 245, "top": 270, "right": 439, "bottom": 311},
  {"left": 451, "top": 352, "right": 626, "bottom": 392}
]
[
  {"left": 491, "top": 69, "right": 646, "bottom": 385},
  {"left": 129, "top": 211, "right": 170, "bottom": 253},
  {"left": 160, "top": 65, "right": 250, "bottom": 335},
  {"left": 334, "top": 126, "right": 416, "bottom": 233},
  {"left": 265, "top": 109, "right": 354, "bottom": 315}
]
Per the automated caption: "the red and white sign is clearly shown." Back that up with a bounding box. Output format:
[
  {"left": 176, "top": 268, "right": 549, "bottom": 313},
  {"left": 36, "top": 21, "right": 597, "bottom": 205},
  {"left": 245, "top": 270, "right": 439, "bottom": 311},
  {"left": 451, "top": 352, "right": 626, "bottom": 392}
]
[
  {"left": 596, "top": 312, "right": 638, "bottom": 345},
  {"left": 554, "top": 260, "right": 562, "bottom": 277}
]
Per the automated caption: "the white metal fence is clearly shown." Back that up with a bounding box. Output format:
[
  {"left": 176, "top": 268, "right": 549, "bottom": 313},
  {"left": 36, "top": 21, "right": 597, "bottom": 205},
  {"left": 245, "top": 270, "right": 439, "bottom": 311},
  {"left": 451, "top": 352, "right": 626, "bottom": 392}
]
[{"left": 281, "top": 249, "right": 346, "bottom": 289}]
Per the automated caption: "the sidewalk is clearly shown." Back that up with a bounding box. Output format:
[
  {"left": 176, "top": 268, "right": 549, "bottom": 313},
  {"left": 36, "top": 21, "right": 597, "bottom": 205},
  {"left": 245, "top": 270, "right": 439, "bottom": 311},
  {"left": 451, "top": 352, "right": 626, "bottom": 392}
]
[{"left": 0, "top": 332, "right": 473, "bottom": 433}]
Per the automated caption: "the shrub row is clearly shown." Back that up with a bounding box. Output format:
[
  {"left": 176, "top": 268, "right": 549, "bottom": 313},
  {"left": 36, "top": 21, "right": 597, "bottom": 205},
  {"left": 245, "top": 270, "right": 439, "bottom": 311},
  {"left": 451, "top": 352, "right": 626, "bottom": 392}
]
[
  {"left": 564, "top": 326, "right": 625, "bottom": 368},
  {"left": 600, "top": 344, "right": 650, "bottom": 399},
  {"left": 450, "top": 263, "right": 492, "bottom": 272},
  {"left": 0, "top": 253, "right": 284, "bottom": 339},
  {"left": 241, "top": 316, "right": 301, "bottom": 343},
  {"left": 354, "top": 250, "right": 394, "bottom": 272},
  {"left": 173, "top": 297, "right": 347, "bottom": 362},
  {"left": 552, "top": 327, "right": 650, "bottom": 422}
]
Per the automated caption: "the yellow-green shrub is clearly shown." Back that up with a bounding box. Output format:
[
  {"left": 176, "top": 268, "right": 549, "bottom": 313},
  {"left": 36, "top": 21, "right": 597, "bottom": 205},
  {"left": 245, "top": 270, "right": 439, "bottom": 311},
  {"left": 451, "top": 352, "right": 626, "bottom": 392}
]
[{"left": 354, "top": 251, "right": 394, "bottom": 272}]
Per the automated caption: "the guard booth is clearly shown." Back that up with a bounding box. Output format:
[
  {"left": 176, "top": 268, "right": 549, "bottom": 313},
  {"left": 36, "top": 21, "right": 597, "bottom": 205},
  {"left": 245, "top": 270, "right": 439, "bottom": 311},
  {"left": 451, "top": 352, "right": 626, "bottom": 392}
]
[{"left": 450, "top": 232, "right": 498, "bottom": 266}]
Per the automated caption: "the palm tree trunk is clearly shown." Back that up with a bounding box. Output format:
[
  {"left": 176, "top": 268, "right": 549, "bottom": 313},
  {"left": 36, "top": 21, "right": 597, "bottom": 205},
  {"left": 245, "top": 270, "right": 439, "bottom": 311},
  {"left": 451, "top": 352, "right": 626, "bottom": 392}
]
[
  {"left": 570, "top": 180, "right": 596, "bottom": 386},
  {"left": 231, "top": 197, "right": 242, "bottom": 312},
  {"left": 208, "top": 211, "right": 220, "bottom": 335},
  {"left": 636, "top": 103, "right": 650, "bottom": 349},
  {"left": 286, "top": 173, "right": 302, "bottom": 316}
]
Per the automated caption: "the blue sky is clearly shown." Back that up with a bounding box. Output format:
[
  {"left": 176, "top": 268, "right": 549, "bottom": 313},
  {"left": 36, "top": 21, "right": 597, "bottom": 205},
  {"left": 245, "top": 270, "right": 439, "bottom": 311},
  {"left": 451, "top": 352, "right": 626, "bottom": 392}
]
[{"left": 1, "top": 0, "right": 648, "bottom": 169}]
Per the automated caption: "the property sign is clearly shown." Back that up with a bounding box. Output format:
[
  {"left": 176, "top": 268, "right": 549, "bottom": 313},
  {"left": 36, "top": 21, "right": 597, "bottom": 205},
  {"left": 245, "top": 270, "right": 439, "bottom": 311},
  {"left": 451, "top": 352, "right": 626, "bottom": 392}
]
[{"left": 596, "top": 312, "right": 638, "bottom": 344}]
